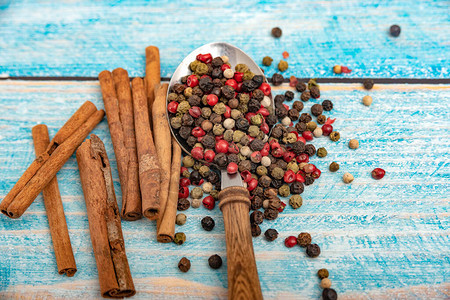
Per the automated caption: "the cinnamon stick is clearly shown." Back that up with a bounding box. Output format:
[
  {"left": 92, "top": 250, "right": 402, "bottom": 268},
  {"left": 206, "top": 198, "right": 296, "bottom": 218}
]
[
  {"left": 32, "top": 124, "right": 77, "bottom": 277},
  {"left": 99, "top": 69, "right": 142, "bottom": 221},
  {"left": 156, "top": 138, "right": 181, "bottom": 243},
  {"left": 131, "top": 77, "right": 161, "bottom": 220},
  {"left": 77, "top": 134, "right": 135, "bottom": 299},
  {"left": 0, "top": 102, "right": 104, "bottom": 218},
  {"left": 144, "top": 46, "right": 160, "bottom": 122}
]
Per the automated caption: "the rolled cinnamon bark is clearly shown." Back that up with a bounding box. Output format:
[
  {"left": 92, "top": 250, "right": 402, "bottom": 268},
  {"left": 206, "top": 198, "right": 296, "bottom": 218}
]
[
  {"left": 32, "top": 124, "right": 77, "bottom": 277},
  {"left": 156, "top": 138, "right": 181, "bottom": 243},
  {"left": 99, "top": 70, "right": 142, "bottom": 221},
  {"left": 144, "top": 46, "right": 160, "bottom": 122},
  {"left": 77, "top": 134, "right": 135, "bottom": 299},
  {"left": 0, "top": 102, "right": 104, "bottom": 218},
  {"left": 131, "top": 77, "right": 161, "bottom": 220}
]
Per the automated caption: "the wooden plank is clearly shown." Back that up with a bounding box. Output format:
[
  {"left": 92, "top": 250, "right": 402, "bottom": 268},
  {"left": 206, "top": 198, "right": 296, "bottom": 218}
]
[
  {"left": 0, "top": 0, "right": 449, "bottom": 79},
  {"left": 0, "top": 81, "right": 449, "bottom": 299}
]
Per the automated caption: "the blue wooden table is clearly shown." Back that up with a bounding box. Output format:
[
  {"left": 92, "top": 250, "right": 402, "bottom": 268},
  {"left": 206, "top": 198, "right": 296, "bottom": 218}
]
[{"left": 0, "top": 1, "right": 449, "bottom": 299}]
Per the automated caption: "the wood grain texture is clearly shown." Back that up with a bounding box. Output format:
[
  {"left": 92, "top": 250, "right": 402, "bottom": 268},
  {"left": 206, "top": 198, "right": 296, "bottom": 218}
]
[
  {"left": 0, "top": 0, "right": 449, "bottom": 79},
  {"left": 0, "top": 81, "right": 449, "bottom": 299}
]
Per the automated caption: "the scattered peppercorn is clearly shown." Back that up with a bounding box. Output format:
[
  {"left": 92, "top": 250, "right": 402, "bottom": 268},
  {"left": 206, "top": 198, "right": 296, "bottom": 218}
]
[
  {"left": 306, "top": 243, "right": 321, "bottom": 257},
  {"left": 363, "top": 79, "right": 374, "bottom": 90},
  {"left": 318, "top": 268, "right": 329, "bottom": 279},
  {"left": 191, "top": 198, "right": 201, "bottom": 208},
  {"left": 178, "top": 257, "right": 191, "bottom": 272},
  {"left": 292, "top": 100, "right": 304, "bottom": 112},
  {"left": 264, "top": 208, "right": 279, "bottom": 220},
  {"left": 278, "top": 60, "right": 288, "bottom": 72},
  {"left": 371, "top": 168, "right": 386, "bottom": 180},
  {"left": 264, "top": 228, "right": 279, "bottom": 241},
  {"left": 317, "top": 114, "right": 326, "bottom": 125},
  {"left": 322, "top": 288, "right": 338, "bottom": 300},
  {"left": 174, "top": 232, "right": 186, "bottom": 245},
  {"left": 176, "top": 213, "right": 187, "bottom": 225},
  {"left": 262, "top": 56, "right": 273, "bottom": 66},
  {"left": 333, "top": 65, "right": 342, "bottom": 74},
  {"left": 362, "top": 95, "right": 373, "bottom": 106},
  {"left": 250, "top": 210, "right": 264, "bottom": 225},
  {"left": 251, "top": 224, "right": 262, "bottom": 237},
  {"left": 390, "top": 24, "right": 401, "bottom": 37},
  {"left": 177, "top": 198, "right": 190, "bottom": 211},
  {"left": 343, "top": 172, "right": 354, "bottom": 184},
  {"left": 317, "top": 147, "right": 328, "bottom": 158},
  {"left": 271, "top": 27, "right": 282, "bottom": 38},
  {"left": 208, "top": 254, "right": 223, "bottom": 269},
  {"left": 321, "top": 278, "right": 332, "bottom": 289},
  {"left": 300, "top": 91, "right": 311, "bottom": 102},
  {"left": 295, "top": 82, "right": 307, "bottom": 92},
  {"left": 201, "top": 216, "right": 215, "bottom": 231},
  {"left": 329, "top": 131, "right": 340, "bottom": 142},
  {"left": 329, "top": 162, "right": 340, "bottom": 172},
  {"left": 348, "top": 139, "right": 359, "bottom": 149},
  {"left": 310, "top": 86, "right": 320, "bottom": 99},
  {"left": 289, "top": 195, "right": 303, "bottom": 209},
  {"left": 297, "top": 232, "right": 312, "bottom": 247},
  {"left": 322, "top": 100, "right": 333, "bottom": 111},
  {"left": 285, "top": 236, "right": 298, "bottom": 248},
  {"left": 272, "top": 73, "right": 284, "bottom": 86}
]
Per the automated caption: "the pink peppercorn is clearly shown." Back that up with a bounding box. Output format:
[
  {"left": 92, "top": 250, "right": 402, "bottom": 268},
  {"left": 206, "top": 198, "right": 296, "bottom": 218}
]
[
  {"left": 187, "top": 74, "right": 199, "bottom": 87},
  {"left": 179, "top": 187, "right": 189, "bottom": 199},
  {"left": 250, "top": 151, "right": 262, "bottom": 163},
  {"left": 215, "top": 140, "right": 229, "bottom": 153},
  {"left": 247, "top": 178, "right": 258, "bottom": 191},
  {"left": 297, "top": 136, "right": 306, "bottom": 144},
  {"left": 224, "top": 105, "right": 231, "bottom": 118},
  {"left": 312, "top": 168, "right": 321, "bottom": 179},
  {"left": 207, "top": 94, "right": 218, "bottom": 106},
  {"left": 196, "top": 53, "right": 212, "bottom": 64},
  {"left": 278, "top": 201, "right": 287, "bottom": 212},
  {"left": 283, "top": 170, "right": 296, "bottom": 183},
  {"left": 304, "top": 164, "right": 316, "bottom": 174},
  {"left": 234, "top": 72, "right": 244, "bottom": 82},
  {"left": 272, "top": 147, "right": 284, "bottom": 158},
  {"left": 241, "top": 170, "right": 252, "bottom": 183},
  {"left": 260, "top": 122, "right": 269, "bottom": 134},
  {"left": 260, "top": 143, "right": 270, "bottom": 156},
  {"left": 225, "top": 79, "right": 238, "bottom": 90},
  {"left": 257, "top": 107, "right": 270, "bottom": 117},
  {"left": 296, "top": 153, "right": 309, "bottom": 163},
  {"left": 221, "top": 64, "right": 231, "bottom": 71},
  {"left": 227, "top": 162, "right": 238, "bottom": 174},
  {"left": 190, "top": 147, "right": 204, "bottom": 160},
  {"left": 322, "top": 124, "right": 333, "bottom": 136},
  {"left": 302, "top": 131, "right": 313, "bottom": 141},
  {"left": 285, "top": 236, "right": 298, "bottom": 248},
  {"left": 259, "top": 83, "right": 271, "bottom": 96},
  {"left": 189, "top": 106, "right": 202, "bottom": 118},
  {"left": 191, "top": 127, "right": 205, "bottom": 138},
  {"left": 204, "top": 150, "right": 215, "bottom": 163},
  {"left": 371, "top": 168, "right": 386, "bottom": 180},
  {"left": 295, "top": 172, "right": 305, "bottom": 183},
  {"left": 228, "top": 142, "right": 239, "bottom": 154},
  {"left": 167, "top": 101, "right": 178, "bottom": 113},
  {"left": 203, "top": 196, "right": 215, "bottom": 210},
  {"left": 283, "top": 151, "right": 296, "bottom": 162},
  {"left": 180, "top": 167, "right": 188, "bottom": 176},
  {"left": 179, "top": 178, "right": 191, "bottom": 187}
]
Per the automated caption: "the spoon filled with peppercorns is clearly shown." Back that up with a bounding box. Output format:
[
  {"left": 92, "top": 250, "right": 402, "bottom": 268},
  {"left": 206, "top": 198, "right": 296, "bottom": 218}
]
[{"left": 167, "top": 42, "right": 273, "bottom": 299}]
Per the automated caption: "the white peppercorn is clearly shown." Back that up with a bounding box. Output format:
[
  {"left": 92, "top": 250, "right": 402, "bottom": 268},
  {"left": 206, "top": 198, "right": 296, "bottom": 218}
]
[
  {"left": 261, "top": 96, "right": 271, "bottom": 108},
  {"left": 191, "top": 199, "right": 201, "bottom": 208},
  {"left": 281, "top": 116, "right": 291, "bottom": 126},
  {"left": 343, "top": 172, "right": 354, "bottom": 184},
  {"left": 261, "top": 156, "right": 271, "bottom": 167},
  {"left": 363, "top": 95, "right": 373, "bottom": 106},
  {"left": 240, "top": 146, "right": 251, "bottom": 157},
  {"left": 321, "top": 278, "right": 332, "bottom": 289},
  {"left": 220, "top": 55, "right": 229, "bottom": 64},
  {"left": 176, "top": 213, "right": 187, "bottom": 225},
  {"left": 313, "top": 127, "right": 323, "bottom": 137},
  {"left": 349, "top": 139, "right": 359, "bottom": 149},
  {"left": 223, "top": 118, "right": 235, "bottom": 130},
  {"left": 202, "top": 182, "right": 213, "bottom": 194},
  {"left": 190, "top": 187, "right": 203, "bottom": 199},
  {"left": 223, "top": 68, "right": 234, "bottom": 79}
]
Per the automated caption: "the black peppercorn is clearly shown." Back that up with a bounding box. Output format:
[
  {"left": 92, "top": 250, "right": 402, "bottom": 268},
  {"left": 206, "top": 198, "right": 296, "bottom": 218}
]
[
  {"left": 251, "top": 224, "right": 262, "bottom": 237},
  {"left": 207, "top": 170, "right": 220, "bottom": 184},
  {"left": 295, "top": 82, "right": 307, "bottom": 92},
  {"left": 322, "top": 288, "right": 338, "bottom": 300},
  {"left": 173, "top": 83, "right": 186, "bottom": 94},
  {"left": 214, "top": 153, "right": 228, "bottom": 168},
  {"left": 250, "top": 139, "right": 265, "bottom": 151},
  {"left": 242, "top": 80, "right": 259, "bottom": 92},
  {"left": 180, "top": 76, "right": 188, "bottom": 84},
  {"left": 271, "top": 126, "right": 283, "bottom": 139},
  {"left": 238, "top": 160, "right": 252, "bottom": 172},
  {"left": 201, "top": 135, "right": 216, "bottom": 149},
  {"left": 211, "top": 87, "right": 222, "bottom": 98},
  {"left": 290, "top": 181, "right": 304, "bottom": 194},
  {"left": 390, "top": 24, "right": 401, "bottom": 37},
  {"left": 304, "top": 175, "right": 314, "bottom": 186},
  {"left": 270, "top": 178, "right": 283, "bottom": 189},
  {"left": 250, "top": 210, "right": 264, "bottom": 225},
  {"left": 271, "top": 27, "right": 282, "bottom": 38},
  {"left": 287, "top": 108, "right": 299, "bottom": 121},
  {"left": 248, "top": 98, "right": 261, "bottom": 113},
  {"left": 322, "top": 100, "right": 333, "bottom": 111},
  {"left": 297, "top": 232, "right": 312, "bottom": 247},
  {"left": 258, "top": 175, "right": 272, "bottom": 188},
  {"left": 212, "top": 78, "right": 223, "bottom": 87},
  {"left": 181, "top": 114, "right": 194, "bottom": 126},
  {"left": 252, "top": 88, "right": 264, "bottom": 101},
  {"left": 285, "top": 91, "right": 294, "bottom": 101},
  {"left": 177, "top": 198, "right": 190, "bottom": 211},
  {"left": 306, "top": 243, "right": 321, "bottom": 257},
  {"left": 199, "top": 76, "right": 213, "bottom": 93},
  {"left": 292, "top": 101, "right": 304, "bottom": 112},
  {"left": 221, "top": 85, "right": 235, "bottom": 99},
  {"left": 178, "top": 126, "right": 192, "bottom": 140},
  {"left": 363, "top": 79, "right": 374, "bottom": 90},
  {"left": 264, "top": 208, "right": 279, "bottom": 220},
  {"left": 310, "top": 86, "right": 320, "bottom": 99},
  {"left": 250, "top": 162, "right": 258, "bottom": 173},
  {"left": 305, "top": 144, "right": 316, "bottom": 156},
  {"left": 274, "top": 94, "right": 285, "bottom": 107},
  {"left": 291, "top": 141, "right": 306, "bottom": 155},
  {"left": 186, "top": 136, "right": 197, "bottom": 148},
  {"left": 227, "top": 153, "right": 239, "bottom": 165},
  {"left": 295, "top": 122, "right": 307, "bottom": 133},
  {"left": 252, "top": 75, "right": 264, "bottom": 86},
  {"left": 235, "top": 118, "right": 250, "bottom": 131},
  {"left": 211, "top": 57, "right": 224, "bottom": 68},
  {"left": 178, "top": 257, "right": 191, "bottom": 272},
  {"left": 300, "top": 91, "right": 310, "bottom": 102},
  {"left": 192, "top": 86, "right": 203, "bottom": 98},
  {"left": 311, "top": 104, "right": 323, "bottom": 117},
  {"left": 187, "top": 95, "right": 201, "bottom": 107},
  {"left": 272, "top": 73, "right": 284, "bottom": 86},
  {"left": 251, "top": 196, "right": 263, "bottom": 210},
  {"left": 211, "top": 68, "right": 222, "bottom": 79},
  {"left": 208, "top": 254, "right": 223, "bottom": 269},
  {"left": 275, "top": 106, "right": 288, "bottom": 119},
  {"left": 299, "top": 113, "right": 312, "bottom": 123},
  {"left": 201, "top": 216, "right": 215, "bottom": 231},
  {"left": 194, "top": 116, "right": 205, "bottom": 127},
  {"left": 264, "top": 228, "right": 278, "bottom": 241},
  {"left": 189, "top": 170, "right": 202, "bottom": 185},
  {"left": 266, "top": 114, "right": 277, "bottom": 126}
]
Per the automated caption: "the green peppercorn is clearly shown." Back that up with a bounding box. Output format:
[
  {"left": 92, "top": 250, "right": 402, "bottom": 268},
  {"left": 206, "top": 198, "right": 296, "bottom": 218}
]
[
  {"left": 243, "top": 71, "right": 255, "bottom": 81},
  {"left": 184, "top": 87, "right": 193, "bottom": 98},
  {"left": 262, "top": 56, "right": 273, "bottom": 66},
  {"left": 308, "top": 78, "right": 319, "bottom": 90},
  {"left": 239, "top": 93, "right": 250, "bottom": 104},
  {"left": 223, "top": 129, "right": 234, "bottom": 142},
  {"left": 235, "top": 63, "right": 249, "bottom": 73},
  {"left": 192, "top": 161, "right": 203, "bottom": 171},
  {"left": 190, "top": 187, "right": 203, "bottom": 199},
  {"left": 278, "top": 60, "right": 288, "bottom": 72},
  {"left": 173, "top": 232, "right": 186, "bottom": 245},
  {"left": 329, "top": 162, "right": 339, "bottom": 172},
  {"left": 213, "top": 102, "right": 226, "bottom": 115},
  {"left": 237, "top": 103, "right": 248, "bottom": 114},
  {"left": 330, "top": 131, "right": 340, "bottom": 142},
  {"left": 251, "top": 114, "right": 263, "bottom": 125},
  {"left": 248, "top": 125, "right": 260, "bottom": 137},
  {"left": 170, "top": 116, "right": 182, "bottom": 129},
  {"left": 283, "top": 132, "right": 297, "bottom": 144},
  {"left": 213, "top": 124, "right": 225, "bottom": 136},
  {"left": 182, "top": 156, "right": 195, "bottom": 168},
  {"left": 167, "top": 92, "right": 178, "bottom": 102},
  {"left": 176, "top": 213, "right": 187, "bottom": 225},
  {"left": 198, "top": 166, "right": 210, "bottom": 178},
  {"left": 189, "top": 60, "right": 200, "bottom": 72},
  {"left": 210, "top": 190, "right": 219, "bottom": 200},
  {"left": 271, "top": 167, "right": 284, "bottom": 180},
  {"left": 177, "top": 101, "right": 190, "bottom": 114},
  {"left": 230, "top": 109, "right": 242, "bottom": 120},
  {"left": 318, "top": 268, "right": 329, "bottom": 279},
  {"left": 195, "top": 62, "right": 208, "bottom": 76},
  {"left": 182, "top": 169, "right": 190, "bottom": 178},
  {"left": 286, "top": 161, "right": 299, "bottom": 173},
  {"left": 317, "top": 147, "right": 328, "bottom": 158},
  {"left": 232, "top": 130, "right": 245, "bottom": 143},
  {"left": 289, "top": 195, "right": 303, "bottom": 209},
  {"left": 306, "top": 121, "right": 317, "bottom": 132},
  {"left": 201, "top": 107, "right": 212, "bottom": 118},
  {"left": 256, "top": 165, "right": 268, "bottom": 176},
  {"left": 278, "top": 184, "right": 290, "bottom": 197}
]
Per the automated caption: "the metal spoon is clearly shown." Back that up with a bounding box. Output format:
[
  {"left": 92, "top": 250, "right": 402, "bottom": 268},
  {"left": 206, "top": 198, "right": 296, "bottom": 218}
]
[{"left": 168, "top": 42, "right": 271, "bottom": 299}]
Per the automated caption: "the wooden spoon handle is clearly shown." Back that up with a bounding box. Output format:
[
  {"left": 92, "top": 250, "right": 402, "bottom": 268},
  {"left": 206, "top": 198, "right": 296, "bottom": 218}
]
[{"left": 219, "top": 186, "right": 263, "bottom": 300}]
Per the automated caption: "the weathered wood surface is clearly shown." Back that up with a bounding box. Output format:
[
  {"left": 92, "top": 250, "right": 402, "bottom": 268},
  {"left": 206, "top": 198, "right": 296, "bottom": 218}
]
[
  {"left": 0, "top": 0, "right": 449, "bottom": 79},
  {"left": 0, "top": 80, "right": 448, "bottom": 299}
]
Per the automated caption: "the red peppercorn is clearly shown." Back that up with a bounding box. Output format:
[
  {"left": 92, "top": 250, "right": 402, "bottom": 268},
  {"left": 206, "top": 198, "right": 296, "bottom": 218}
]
[
  {"left": 167, "top": 101, "right": 179, "bottom": 113},
  {"left": 236, "top": 82, "right": 243, "bottom": 92},
  {"left": 225, "top": 79, "right": 238, "bottom": 90},
  {"left": 247, "top": 178, "right": 258, "bottom": 191},
  {"left": 215, "top": 140, "right": 229, "bottom": 153},
  {"left": 179, "top": 178, "right": 191, "bottom": 187},
  {"left": 228, "top": 142, "right": 239, "bottom": 154},
  {"left": 260, "top": 122, "right": 269, "bottom": 134},
  {"left": 196, "top": 53, "right": 212, "bottom": 64},
  {"left": 257, "top": 107, "right": 270, "bottom": 117},
  {"left": 241, "top": 170, "right": 252, "bottom": 183},
  {"left": 234, "top": 72, "right": 244, "bottom": 82},
  {"left": 259, "top": 83, "right": 271, "bottom": 96},
  {"left": 227, "top": 162, "right": 238, "bottom": 174},
  {"left": 221, "top": 64, "right": 231, "bottom": 71},
  {"left": 272, "top": 146, "right": 284, "bottom": 158},
  {"left": 191, "top": 127, "right": 205, "bottom": 138},
  {"left": 180, "top": 167, "right": 188, "bottom": 176},
  {"left": 296, "top": 153, "right": 309, "bottom": 163},
  {"left": 283, "top": 170, "right": 296, "bottom": 183},
  {"left": 223, "top": 105, "right": 231, "bottom": 118},
  {"left": 371, "top": 168, "right": 386, "bottom": 180},
  {"left": 297, "top": 136, "right": 306, "bottom": 144},
  {"left": 207, "top": 94, "right": 218, "bottom": 106},
  {"left": 302, "top": 131, "right": 313, "bottom": 141},
  {"left": 189, "top": 106, "right": 202, "bottom": 118},
  {"left": 278, "top": 201, "right": 286, "bottom": 212},
  {"left": 204, "top": 150, "right": 215, "bottom": 163},
  {"left": 179, "top": 187, "right": 189, "bottom": 199},
  {"left": 260, "top": 143, "right": 270, "bottom": 156},
  {"left": 295, "top": 172, "right": 305, "bottom": 183},
  {"left": 312, "top": 168, "right": 321, "bottom": 179},
  {"left": 190, "top": 147, "right": 204, "bottom": 160},
  {"left": 285, "top": 236, "right": 298, "bottom": 248},
  {"left": 322, "top": 124, "right": 333, "bottom": 136},
  {"left": 283, "top": 151, "right": 296, "bottom": 162},
  {"left": 202, "top": 196, "right": 215, "bottom": 210},
  {"left": 187, "top": 74, "right": 199, "bottom": 87}
]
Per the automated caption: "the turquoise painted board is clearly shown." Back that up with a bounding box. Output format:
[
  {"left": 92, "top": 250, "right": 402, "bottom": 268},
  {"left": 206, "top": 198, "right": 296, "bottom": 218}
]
[
  {"left": 0, "top": 0, "right": 449, "bottom": 79},
  {"left": 0, "top": 81, "right": 449, "bottom": 299}
]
